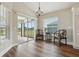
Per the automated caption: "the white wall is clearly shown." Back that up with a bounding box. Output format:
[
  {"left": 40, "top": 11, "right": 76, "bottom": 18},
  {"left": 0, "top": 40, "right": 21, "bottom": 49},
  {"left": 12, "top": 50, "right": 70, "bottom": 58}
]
[{"left": 42, "top": 8, "right": 73, "bottom": 45}]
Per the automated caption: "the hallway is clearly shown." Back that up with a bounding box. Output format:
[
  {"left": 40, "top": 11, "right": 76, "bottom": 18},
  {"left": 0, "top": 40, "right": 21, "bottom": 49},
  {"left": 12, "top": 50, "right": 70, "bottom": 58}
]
[{"left": 3, "top": 40, "right": 79, "bottom": 57}]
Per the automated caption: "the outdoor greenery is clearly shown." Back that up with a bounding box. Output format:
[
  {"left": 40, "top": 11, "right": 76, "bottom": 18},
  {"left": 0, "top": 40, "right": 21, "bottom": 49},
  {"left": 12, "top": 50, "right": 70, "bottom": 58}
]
[
  {"left": 0, "top": 28, "right": 34, "bottom": 38},
  {"left": 18, "top": 28, "right": 34, "bottom": 38},
  {"left": 0, "top": 28, "right": 6, "bottom": 36}
]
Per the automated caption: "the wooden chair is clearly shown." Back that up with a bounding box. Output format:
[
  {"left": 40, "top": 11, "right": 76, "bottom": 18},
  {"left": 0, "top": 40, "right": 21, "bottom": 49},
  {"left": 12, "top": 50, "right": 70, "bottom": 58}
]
[{"left": 53, "top": 29, "right": 67, "bottom": 46}]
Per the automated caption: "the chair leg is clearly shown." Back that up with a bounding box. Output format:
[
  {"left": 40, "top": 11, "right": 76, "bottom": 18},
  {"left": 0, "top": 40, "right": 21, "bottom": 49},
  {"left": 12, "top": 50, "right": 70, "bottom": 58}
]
[
  {"left": 54, "top": 37, "right": 55, "bottom": 43},
  {"left": 59, "top": 39, "right": 61, "bottom": 46},
  {"left": 65, "top": 38, "right": 67, "bottom": 45}
]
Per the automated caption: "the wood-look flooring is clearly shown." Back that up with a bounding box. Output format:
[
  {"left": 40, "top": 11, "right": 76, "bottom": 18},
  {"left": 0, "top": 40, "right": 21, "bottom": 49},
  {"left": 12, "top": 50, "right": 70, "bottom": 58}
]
[{"left": 3, "top": 40, "right": 79, "bottom": 57}]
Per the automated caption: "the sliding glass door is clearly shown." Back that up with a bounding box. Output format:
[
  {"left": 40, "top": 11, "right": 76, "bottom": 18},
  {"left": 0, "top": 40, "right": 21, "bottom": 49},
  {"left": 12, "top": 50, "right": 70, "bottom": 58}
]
[
  {"left": 17, "top": 16, "right": 35, "bottom": 43},
  {"left": 24, "top": 19, "right": 35, "bottom": 40}
]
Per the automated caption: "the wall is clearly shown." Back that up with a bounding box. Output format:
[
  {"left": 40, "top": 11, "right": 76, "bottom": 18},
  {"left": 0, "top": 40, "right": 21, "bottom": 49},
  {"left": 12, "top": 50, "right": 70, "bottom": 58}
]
[
  {"left": 36, "top": 16, "right": 43, "bottom": 30},
  {"left": 42, "top": 8, "right": 73, "bottom": 45}
]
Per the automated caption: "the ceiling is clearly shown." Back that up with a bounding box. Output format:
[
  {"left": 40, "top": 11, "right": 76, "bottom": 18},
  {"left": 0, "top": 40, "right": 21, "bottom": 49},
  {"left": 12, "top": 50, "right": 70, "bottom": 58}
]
[
  {"left": 3, "top": 2, "right": 78, "bottom": 16},
  {"left": 24, "top": 2, "right": 78, "bottom": 14}
]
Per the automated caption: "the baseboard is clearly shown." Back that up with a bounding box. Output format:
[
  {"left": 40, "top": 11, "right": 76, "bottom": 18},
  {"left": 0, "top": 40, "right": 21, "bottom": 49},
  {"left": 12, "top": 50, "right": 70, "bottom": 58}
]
[
  {"left": 0, "top": 46, "right": 12, "bottom": 57},
  {"left": 0, "top": 43, "right": 18, "bottom": 57}
]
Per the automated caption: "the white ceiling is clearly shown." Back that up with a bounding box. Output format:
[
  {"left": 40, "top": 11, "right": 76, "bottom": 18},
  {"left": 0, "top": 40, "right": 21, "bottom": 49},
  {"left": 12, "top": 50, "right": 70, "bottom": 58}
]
[
  {"left": 3, "top": 2, "right": 78, "bottom": 16},
  {"left": 24, "top": 2, "right": 78, "bottom": 14}
]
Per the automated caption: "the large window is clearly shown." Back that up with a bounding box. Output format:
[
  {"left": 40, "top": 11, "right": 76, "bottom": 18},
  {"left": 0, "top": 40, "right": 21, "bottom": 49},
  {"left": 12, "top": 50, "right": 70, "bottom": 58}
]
[
  {"left": 0, "top": 4, "right": 11, "bottom": 53},
  {"left": 0, "top": 5, "right": 10, "bottom": 40},
  {"left": 44, "top": 17, "right": 58, "bottom": 34}
]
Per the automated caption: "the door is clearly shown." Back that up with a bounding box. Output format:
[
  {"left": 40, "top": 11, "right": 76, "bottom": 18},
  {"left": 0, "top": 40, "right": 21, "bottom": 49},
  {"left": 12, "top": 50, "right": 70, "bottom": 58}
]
[{"left": 17, "top": 16, "right": 35, "bottom": 43}]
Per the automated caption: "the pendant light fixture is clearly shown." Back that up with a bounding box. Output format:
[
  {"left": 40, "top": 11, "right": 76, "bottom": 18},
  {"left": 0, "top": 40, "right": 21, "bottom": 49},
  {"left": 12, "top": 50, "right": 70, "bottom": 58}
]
[{"left": 35, "top": 2, "right": 43, "bottom": 16}]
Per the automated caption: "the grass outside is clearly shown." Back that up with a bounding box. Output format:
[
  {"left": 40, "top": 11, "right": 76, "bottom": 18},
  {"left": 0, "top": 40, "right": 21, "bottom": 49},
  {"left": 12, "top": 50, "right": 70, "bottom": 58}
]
[
  {"left": 0, "top": 29, "right": 6, "bottom": 36},
  {"left": 18, "top": 29, "right": 34, "bottom": 38},
  {"left": 0, "top": 28, "right": 34, "bottom": 38}
]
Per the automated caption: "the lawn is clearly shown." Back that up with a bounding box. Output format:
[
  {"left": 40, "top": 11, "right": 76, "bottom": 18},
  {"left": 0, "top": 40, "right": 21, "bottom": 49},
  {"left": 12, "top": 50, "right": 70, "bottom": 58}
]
[
  {"left": 0, "top": 28, "right": 34, "bottom": 38},
  {"left": 0, "top": 29, "right": 6, "bottom": 36},
  {"left": 18, "top": 29, "right": 34, "bottom": 38}
]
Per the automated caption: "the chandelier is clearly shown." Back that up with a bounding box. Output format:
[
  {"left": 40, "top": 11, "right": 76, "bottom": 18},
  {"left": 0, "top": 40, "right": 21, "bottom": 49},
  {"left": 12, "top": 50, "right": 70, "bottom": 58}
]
[{"left": 35, "top": 2, "right": 43, "bottom": 16}]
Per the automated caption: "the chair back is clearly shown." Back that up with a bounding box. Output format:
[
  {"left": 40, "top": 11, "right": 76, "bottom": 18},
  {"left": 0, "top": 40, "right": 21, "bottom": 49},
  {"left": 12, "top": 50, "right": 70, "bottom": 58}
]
[{"left": 59, "top": 29, "right": 67, "bottom": 37}]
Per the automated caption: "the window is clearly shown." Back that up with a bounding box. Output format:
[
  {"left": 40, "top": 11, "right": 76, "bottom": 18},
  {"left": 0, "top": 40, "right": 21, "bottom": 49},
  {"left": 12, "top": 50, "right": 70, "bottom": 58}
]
[
  {"left": 0, "top": 5, "right": 7, "bottom": 40},
  {"left": 44, "top": 17, "right": 58, "bottom": 34},
  {"left": 0, "top": 4, "right": 11, "bottom": 53}
]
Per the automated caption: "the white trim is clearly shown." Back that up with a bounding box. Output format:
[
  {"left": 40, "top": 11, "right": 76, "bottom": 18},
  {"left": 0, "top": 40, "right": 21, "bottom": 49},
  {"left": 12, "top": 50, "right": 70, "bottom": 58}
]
[
  {"left": 72, "top": 7, "right": 76, "bottom": 48},
  {"left": 72, "top": 6, "right": 79, "bottom": 49},
  {"left": 0, "top": 43, "right": 17, "bottom": 57},
  {"left": 0, "top": 46, "right": 12, "bottom": 57}
]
